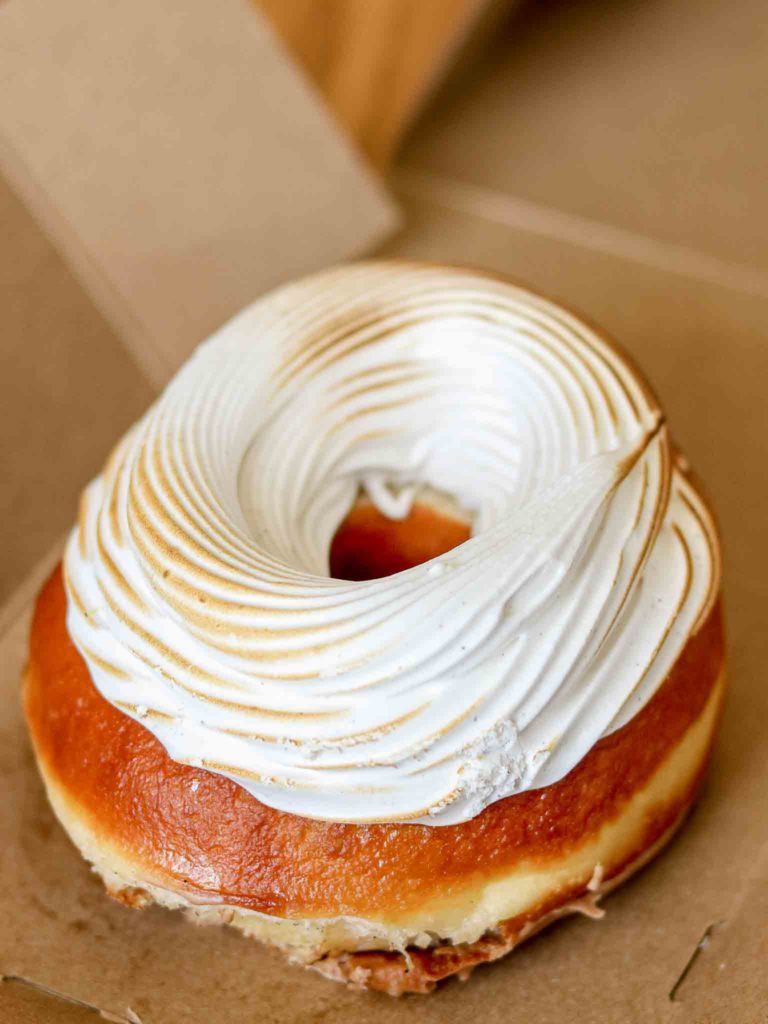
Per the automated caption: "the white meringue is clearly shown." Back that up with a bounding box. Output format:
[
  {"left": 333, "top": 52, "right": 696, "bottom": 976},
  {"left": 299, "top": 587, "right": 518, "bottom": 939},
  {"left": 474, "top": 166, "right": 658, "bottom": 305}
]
[{"left": 64, "top": 263, "right": 720, "bottom": 825}]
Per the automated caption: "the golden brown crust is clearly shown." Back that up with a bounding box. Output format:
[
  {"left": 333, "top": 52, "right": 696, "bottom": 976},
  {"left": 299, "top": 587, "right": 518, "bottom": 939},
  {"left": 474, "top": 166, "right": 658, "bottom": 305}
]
[{"left": 24, "top": 566, "right": 724, "bottom": 921}]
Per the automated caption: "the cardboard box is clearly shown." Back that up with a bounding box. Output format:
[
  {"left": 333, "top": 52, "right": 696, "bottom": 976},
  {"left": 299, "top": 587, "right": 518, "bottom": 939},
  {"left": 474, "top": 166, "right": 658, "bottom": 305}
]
[{"left": 2, "top": 0, "right": 767, "bottom": 1021}]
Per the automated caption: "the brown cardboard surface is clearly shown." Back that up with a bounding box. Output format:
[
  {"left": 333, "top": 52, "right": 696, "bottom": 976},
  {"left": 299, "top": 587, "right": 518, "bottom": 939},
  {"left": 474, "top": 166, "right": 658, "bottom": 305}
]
[
  {"left": 0, "top": 174, "right": 154, "bottom": 608},
  {"left": 0, "top": 981, "right": 97, "bottom": 1024},
  {"left": 401, "top": 0, "right": 768, "bottom": 275},
  {"left": 0, "top": 0, "right": 398, "bottom": 387},
  {"left": 676, "top": 854, "right": 768, "bottom": 1020}
]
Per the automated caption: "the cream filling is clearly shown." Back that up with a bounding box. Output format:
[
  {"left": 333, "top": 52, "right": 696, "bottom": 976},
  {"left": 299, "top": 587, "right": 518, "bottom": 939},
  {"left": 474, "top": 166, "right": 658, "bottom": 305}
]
[
  {"left": 63, "top": 263, "right": 721, "bottom": 826},
  {"left": 38, "top": 671, "right": 724, "bottom": 963}
]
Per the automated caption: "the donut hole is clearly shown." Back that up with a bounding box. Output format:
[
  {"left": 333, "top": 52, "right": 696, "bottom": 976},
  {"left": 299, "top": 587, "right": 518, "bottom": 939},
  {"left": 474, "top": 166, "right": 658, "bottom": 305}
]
[{"left": 329, "top": 496, "right": 471, "bottom": 581}]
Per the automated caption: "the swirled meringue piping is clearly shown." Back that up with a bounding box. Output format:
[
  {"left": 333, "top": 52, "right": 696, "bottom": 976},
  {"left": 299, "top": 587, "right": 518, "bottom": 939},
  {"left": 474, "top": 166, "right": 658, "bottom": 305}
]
[{"left": 64, "top": 262, "right": 721, "bottom": 825}]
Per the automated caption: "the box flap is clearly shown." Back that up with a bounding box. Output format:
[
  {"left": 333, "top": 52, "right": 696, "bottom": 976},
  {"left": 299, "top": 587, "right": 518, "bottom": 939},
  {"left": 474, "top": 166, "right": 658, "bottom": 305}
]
[{"left": 0, "top": 0, "right": 398, "bottom": 387}]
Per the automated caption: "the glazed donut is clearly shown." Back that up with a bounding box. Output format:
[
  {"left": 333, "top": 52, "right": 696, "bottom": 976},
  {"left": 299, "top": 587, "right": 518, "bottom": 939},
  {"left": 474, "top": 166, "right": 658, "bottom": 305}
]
[{"left": 24, "top": 263, "right": 724, "bottom": 994}]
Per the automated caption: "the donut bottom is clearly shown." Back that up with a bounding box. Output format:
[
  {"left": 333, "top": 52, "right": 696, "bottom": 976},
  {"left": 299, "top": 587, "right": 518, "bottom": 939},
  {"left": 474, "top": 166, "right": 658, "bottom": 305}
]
[{"left": 25, "top": 632, "right": 723, "bottom": 994}]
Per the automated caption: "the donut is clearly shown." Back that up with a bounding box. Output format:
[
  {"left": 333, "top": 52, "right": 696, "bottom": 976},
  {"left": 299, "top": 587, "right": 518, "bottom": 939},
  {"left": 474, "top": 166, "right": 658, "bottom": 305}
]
[{"left": 24, "top": 263, "right": 724, "bottom": 994}]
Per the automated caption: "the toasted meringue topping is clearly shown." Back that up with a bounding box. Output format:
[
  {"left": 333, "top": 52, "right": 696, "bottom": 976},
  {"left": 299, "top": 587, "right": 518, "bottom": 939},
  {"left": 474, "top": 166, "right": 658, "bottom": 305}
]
[{"left": 65, "top": 263, "right": 720, "bottom": 825}]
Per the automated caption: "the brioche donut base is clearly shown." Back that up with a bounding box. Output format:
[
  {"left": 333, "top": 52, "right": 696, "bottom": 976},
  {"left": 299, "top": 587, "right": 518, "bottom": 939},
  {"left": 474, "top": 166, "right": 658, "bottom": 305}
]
[
  {"left": 24, "top": 553, "right": 724, "bottom": 995},
  {"left": 30, "top": 734, "right": 715, "bottom": 995}
]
